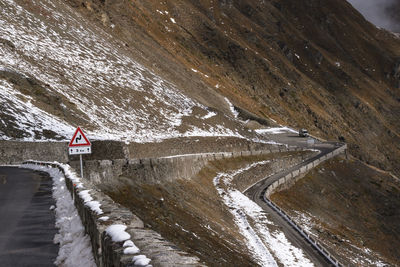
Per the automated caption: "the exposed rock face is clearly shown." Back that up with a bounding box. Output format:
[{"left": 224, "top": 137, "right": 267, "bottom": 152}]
[
  {"left": 393, "top": 59, "right": 400, "bottom": 88},
  {"left": 65, "top": 0, "right": 400, "bottom": 175}
]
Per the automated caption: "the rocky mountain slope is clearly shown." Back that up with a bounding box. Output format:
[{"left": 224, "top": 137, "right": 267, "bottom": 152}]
[
  {"left": 66, "top": 0, "right": 400, "bottom": 177},
  {"left": 1, "top": 0, "right": 399, "bottom": 176},
  {"left": 272, "top": 155, "right": 400, "bottom": 266},
  {"left": 1, "top": 0, "right": 400, "bottom": 265},
  {"left": 0, "top": 0, "right": 254, "bottom": 143}
]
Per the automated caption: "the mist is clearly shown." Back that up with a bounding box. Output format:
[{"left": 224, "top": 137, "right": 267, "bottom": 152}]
[{"left": 347, "top": 0, "right": 400, "bottom": 32}]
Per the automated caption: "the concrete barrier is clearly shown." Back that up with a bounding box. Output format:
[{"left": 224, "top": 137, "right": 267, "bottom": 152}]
[{"left": 265, "top": 144, "right": 347, "bottom": 198}]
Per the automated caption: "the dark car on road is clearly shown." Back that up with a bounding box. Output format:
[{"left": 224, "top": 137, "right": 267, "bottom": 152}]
[{"left": 299, "top": 129, "right": 309, "bottom": 137}]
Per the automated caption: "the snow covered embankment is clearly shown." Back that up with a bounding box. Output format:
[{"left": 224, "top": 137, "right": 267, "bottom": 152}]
[
  {"left": 21, "top": 163, "right": 96, "bottom": 267},
  {"left": 22, "top": 162, "right": 152, "bottom": 266},
  {"left": 213, "top": 161, "right": 314, "bottom": 267}
]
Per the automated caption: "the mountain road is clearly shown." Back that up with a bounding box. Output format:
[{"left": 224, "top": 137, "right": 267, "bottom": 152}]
[
  {"left": 0, "top": 167, "right": 58, "bottom": 266},
  {"left": 245, "top": 132, "right": 343, "bottom": 266}
]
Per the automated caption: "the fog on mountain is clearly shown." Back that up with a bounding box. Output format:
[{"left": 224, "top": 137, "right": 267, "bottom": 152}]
[{"left": 347, "top": 0, "right": 400, "bottom": 32}]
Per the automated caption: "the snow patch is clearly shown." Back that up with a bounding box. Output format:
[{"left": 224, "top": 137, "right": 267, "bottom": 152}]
[
  {"left": 124, "top": 246, "right": 140, "bottom": 255},
  {"left": 214, "top": 161, "right": 314, "bottom": 266},
  {"left": 79, "top": 190, "right": 93, "bottom": 202},
  {"left": 105, "top": 224, "right": 131, "bottom": 242},
  {"left": 255, "top": 127, "right": 297, "bottom": 135},
  {"left": 21, "top": 164, "right": 96, "bottom": 267},
  {"left": 123, "top": 240, "right": 135, "bottom": 247},
  {"left": 0, "top": 0, "right": 243, "bottom": 143},
  {"left": 85, "top": 200, "right": 103, "bottom": 215},
  {"left": 98, "top": 216, "right": 109, "bottom": 221},
  {"left": 132, "top": 255, "right": 152, "bottom": 266},
  {"left": 78, "top": 189, "right": 103, "bottom": 215},
  {"left": 224, "top": 97, "right": 239, "bottom": 118},
  {"left": 122, "top": 239, "right": 140, "bottom": 255},
  {"left": 201, "top": 111, "right": 217, "bottom": 120}
]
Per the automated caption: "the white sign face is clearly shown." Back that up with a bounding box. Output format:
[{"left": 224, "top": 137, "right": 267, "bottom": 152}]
[
  {"left": 69, "top": 146, "right": 92, "bottom": 155},
  {"left": 70, "top": 132, "right": 88, "bottom": 145},
  {"left": 68, "top": 127, "right": 92, "bottom": 155}
]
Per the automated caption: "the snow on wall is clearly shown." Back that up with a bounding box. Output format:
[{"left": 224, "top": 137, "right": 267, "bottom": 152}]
[{"left": 0, "top": 0, "right": 243, "bottom": 142}]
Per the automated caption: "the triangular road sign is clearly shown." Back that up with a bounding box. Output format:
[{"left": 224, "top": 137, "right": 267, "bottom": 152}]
[{"left": 69, "top": 127, "right": 91, "bottom": 147}]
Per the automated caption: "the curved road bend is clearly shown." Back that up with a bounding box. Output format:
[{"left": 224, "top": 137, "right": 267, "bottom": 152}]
[
  {"left": 245, "top": 141, "right": 341, "bottom": 266},
  {"left": 0, "top": 167, "right": 58, "bottom": 266}
]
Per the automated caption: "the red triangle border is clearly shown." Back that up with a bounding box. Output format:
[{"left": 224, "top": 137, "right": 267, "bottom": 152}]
[{"left": 68, "top": 127, "right": 91, "bottom": 147}]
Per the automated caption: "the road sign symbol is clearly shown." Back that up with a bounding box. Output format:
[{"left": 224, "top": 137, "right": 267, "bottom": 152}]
[
  {"left": 69, "top": 127, "right": 91, "bottom": 147},
  {"left": 68, "top": 127, "right": 91, "bottom": 178}
]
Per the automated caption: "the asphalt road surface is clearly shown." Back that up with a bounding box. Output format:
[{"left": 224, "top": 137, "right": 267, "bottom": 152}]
[
  {"left": 0, "top": 167, "right": 58, "bottom": 267},
  {"left": 245, "top": 131, "right": 342, "bottom": 266}
]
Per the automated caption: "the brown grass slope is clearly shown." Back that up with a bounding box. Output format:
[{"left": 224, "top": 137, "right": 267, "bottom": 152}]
[
  {"left": 102, "top": 152, "right": 311, "bottom": 266},
  {"left": 66, "top": 0, "right": 400, "bottom": 176}
]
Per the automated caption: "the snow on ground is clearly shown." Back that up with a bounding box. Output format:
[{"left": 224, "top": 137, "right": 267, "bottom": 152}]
[
  {"left": 201, "top": 110, "right": 217, "bottom": 120},
  {"left": 0, "top": 0, "right": 245, "bottom": 142},
  {"left": 21, "top": 162, "right": 151, "bottom": 266},
  {"left": 291, "top": 211, "right": 388, "bottom": 266},
  {"left": 0, "top": 79, "right": 75, "bottom": 141},
  {"left": 224, "top": 97, "right": 239, "bottom": 118},
  {"left": 21, "top": 164, "right": 96, "bottom": 267},
  {"left": 214, "top": 162, "right": 314, "bottom": 267},
  {"left": 255, "top": 127, "right": 298, "bottom": 135}
]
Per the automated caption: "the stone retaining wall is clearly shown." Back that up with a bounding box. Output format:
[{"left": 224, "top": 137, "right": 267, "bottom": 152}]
[
  {"left": 15, "top": 140, "right": 336, "bottom": 267},
  {"left": 23, "top": 161, "right": 204, "bottom": 267},
  {"left": 20, "top": 145, "right": 311, "bottom": 267},
  {"left": 0, "top": 141, "right": 68, "bottom": 164},
  {"left": 73, "top": 147, "right": 305, "bottom": 186},
  {"left": 265, "top": 144, "right": 347, "bottom": 197},
  {"left": 0, "top": 137, "right": 282, "bottom": 165}
]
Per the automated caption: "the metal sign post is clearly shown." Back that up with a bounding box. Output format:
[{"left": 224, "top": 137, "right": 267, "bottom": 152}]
[
  {"left": 68, "top": 127, "right": 92, "bottom": 178},
  {"left": 80, "top": 154, "right": 84, "bottom": 178}
]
